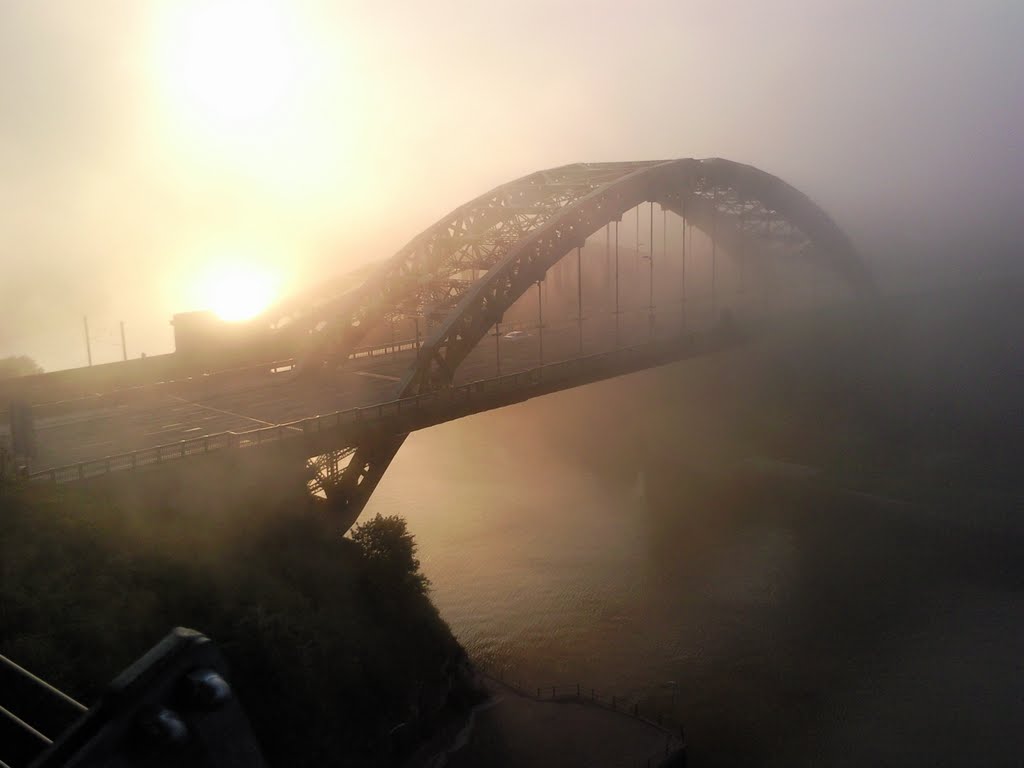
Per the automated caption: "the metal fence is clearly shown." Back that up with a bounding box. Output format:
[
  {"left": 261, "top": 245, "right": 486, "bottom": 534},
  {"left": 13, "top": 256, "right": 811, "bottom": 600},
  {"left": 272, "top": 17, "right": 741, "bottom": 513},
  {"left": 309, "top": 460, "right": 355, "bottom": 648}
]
[{"left": 481, "top": 666, "right": 687, "bottom": 768}]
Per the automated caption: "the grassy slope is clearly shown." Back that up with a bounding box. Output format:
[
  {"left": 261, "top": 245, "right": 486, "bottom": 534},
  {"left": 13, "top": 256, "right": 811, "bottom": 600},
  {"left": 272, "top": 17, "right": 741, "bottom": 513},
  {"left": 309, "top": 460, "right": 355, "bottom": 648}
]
[{"left": 0, "top": 483, "right": 470, "bottom": 766}]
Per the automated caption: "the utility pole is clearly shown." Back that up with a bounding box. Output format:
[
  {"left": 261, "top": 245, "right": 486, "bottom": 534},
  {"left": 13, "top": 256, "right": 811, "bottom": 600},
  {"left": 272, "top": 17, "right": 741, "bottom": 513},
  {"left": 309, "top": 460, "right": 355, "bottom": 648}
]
[
  {"left": 120, "top": 320, "right": 127, "bottom": 361},
  {"left": 614, "top": 219, "right": 620, "bottom": 347},
  {"left": 495, "top": 322, "right": 501, "bottom": 376},
  {"left": 737, "top": 194, "right": 746, "bottom": 297},
  {"left": 711, "top": 185, "right": 718, "bottom": 323},
  {"left": 649, "top": 202, "right": 655, "bottom": 340},
  {"left": 83, "top": 316, "right": 93, "bottom": 367},
  {"left": 576, "top": 246, "right": 583, "bottom": 355},
  {"left": 605, "top": 222, "right": 610, "bottom": 271},
  {"left": 536, "top": 280, "right": 544, "bottom": 366},
  {"left": 635, "top": 205, "right": 641, "bottom": 268},
  {"left": 680, "top": 201, "right": 687, "bottom": 331},
  {"left": 663, "top": 206, "right": 667, "bottom": 264}
]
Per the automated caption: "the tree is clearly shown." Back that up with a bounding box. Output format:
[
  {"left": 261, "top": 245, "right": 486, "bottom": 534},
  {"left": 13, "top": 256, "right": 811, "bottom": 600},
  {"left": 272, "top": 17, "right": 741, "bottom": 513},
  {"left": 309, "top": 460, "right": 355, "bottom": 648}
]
[
  {"left": 0, "top": 356, "right": 43, "bottom": 380},
  {"left": 350, "top": 514, "right": 429, "bottom": 595}
]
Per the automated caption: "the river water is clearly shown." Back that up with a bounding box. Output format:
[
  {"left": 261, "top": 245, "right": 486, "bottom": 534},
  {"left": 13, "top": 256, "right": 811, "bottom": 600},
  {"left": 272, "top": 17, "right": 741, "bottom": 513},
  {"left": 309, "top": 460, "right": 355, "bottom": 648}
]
[{"left": 365, "top": 352, "right": 1023, "bottom": 765}]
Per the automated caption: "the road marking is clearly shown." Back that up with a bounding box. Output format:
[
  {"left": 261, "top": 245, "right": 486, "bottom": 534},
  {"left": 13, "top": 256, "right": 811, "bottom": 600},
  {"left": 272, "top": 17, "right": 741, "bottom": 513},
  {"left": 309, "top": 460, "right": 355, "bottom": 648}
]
[
  {"left": 352, "top": 371, "right": 401, "bottom": 382},
  {"left": 78, "top": 440, "right": 114, "bottom": 450},
  {"left": 168, "top": 396, "right": 303, "bottom": 433}
]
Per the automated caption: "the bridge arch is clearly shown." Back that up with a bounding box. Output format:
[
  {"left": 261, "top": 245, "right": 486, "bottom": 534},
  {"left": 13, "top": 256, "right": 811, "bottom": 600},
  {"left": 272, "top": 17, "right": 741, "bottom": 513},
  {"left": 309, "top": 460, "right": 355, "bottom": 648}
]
[
  {"left": 395, "top": 158, "right": 870, "bottom": 394},
  {"left": 296, "top": 158, "right": 869, "bottom": 385},
  {"left": 291, "top": 162, "right": 654, "bottom": 364},
  {"left": 305, "top": 158, "right": 871, "bottom": 529}
]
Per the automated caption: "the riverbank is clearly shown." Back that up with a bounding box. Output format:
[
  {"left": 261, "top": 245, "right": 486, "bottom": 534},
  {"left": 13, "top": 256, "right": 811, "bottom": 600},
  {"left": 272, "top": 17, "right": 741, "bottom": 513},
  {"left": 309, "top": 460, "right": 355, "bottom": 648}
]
[{"left": 411, "top": 676, "right": 684, "bottom": 768}]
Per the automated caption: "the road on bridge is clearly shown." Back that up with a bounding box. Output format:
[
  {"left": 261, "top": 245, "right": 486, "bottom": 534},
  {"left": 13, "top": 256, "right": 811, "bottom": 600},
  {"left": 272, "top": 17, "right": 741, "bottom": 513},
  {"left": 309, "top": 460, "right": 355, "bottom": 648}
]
[{"left": 14, "top": 309, "right": 688, "bottom": 473}]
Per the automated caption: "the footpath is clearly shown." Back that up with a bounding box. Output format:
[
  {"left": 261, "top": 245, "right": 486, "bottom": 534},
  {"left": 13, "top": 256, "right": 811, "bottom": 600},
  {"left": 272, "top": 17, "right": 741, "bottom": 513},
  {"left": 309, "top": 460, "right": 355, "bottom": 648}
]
[{"left": 420, "top": 677, "right": 686, "bottom": 768}]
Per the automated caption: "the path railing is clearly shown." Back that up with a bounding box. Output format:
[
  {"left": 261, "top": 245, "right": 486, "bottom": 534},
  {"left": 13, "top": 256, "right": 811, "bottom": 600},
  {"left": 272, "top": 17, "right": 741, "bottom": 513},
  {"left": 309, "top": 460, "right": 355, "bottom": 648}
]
[
  {"left": 28, "top": 331, "right": 723, "bottom": 485},
  {"left": 481, "top": 665, "right": 687, "bottom": 768}
]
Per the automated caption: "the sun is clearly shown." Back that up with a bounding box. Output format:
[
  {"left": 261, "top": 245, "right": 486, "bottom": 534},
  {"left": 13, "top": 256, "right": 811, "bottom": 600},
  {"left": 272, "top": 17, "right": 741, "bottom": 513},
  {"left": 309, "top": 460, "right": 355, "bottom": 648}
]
[
  {"left": 151, "top": 0, "right": 309, "bottom": 144},
  {"left": 199, "top": 264, "right": 278, "bottom": 322},
  {"left": 148, "top": 0, "right": 362, "bottom": 202}
]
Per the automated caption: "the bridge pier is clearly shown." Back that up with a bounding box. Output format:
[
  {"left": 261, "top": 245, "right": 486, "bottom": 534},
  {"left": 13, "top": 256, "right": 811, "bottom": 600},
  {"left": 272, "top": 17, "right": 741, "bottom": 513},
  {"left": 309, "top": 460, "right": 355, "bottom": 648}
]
[{"left": 314, "top": 434, "right": 407, "bottom": 533}]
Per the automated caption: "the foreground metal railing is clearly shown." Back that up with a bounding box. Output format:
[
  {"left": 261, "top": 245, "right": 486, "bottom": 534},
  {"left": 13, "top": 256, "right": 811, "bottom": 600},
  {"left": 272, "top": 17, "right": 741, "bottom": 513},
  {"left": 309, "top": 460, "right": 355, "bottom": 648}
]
[
  {"left": 29, "top": 331, "right": 722, "bottom": 485},
  {"left": 1, "top": 636, "right": 689, "bottom": 768},
  {"left": 0, "top": 629, "right": 265, "bottom": 768},
  {"left": 0, "top": 649, "right": 86, "bottom": 768}
]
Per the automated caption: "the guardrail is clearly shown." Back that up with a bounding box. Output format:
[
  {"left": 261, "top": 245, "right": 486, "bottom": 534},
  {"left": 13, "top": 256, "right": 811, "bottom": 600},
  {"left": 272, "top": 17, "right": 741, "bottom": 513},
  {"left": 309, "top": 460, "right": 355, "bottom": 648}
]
[
  {"left": 348, "top": 338, "right": 421, "bottom": 360},
  {"left": 29, "top": 332, "right": 718, "bottom": 485}
]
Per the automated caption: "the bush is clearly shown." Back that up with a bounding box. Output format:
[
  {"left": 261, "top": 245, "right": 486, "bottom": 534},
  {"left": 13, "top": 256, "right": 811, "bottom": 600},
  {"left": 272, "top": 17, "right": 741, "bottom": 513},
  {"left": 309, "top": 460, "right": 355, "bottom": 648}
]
[
  {"left": 0, "top": 355, "right": 43, "bottom": 379},
  {"left": 0, "top": 485, "right": 467, "bottom": 767},
  {"left": 351, "top": 514, "right": 429, "bottom": 597}
]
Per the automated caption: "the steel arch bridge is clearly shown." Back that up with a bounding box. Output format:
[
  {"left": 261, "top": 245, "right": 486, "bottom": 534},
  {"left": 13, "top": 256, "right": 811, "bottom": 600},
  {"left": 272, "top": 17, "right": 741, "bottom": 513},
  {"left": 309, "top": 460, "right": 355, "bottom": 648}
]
[{"left": 263, "top": 157, "right": 872, "bottom": 530}]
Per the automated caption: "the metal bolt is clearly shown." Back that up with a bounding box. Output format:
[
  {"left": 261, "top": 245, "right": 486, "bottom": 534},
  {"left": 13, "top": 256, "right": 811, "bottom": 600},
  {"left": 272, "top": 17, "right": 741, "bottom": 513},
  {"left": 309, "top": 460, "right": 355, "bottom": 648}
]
[
  {"left": 140, "top": 707, "right": 188, "bottom": 746},
  {"left": 185, "top": 668, "right": 232, "bottom": 709}
]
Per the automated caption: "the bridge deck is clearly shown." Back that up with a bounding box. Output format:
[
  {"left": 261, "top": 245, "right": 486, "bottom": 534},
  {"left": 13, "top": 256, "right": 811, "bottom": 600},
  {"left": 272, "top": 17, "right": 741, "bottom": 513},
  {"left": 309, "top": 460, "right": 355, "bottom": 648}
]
[
  {"left": 30, "top": 329, "right": 736, "bottom": 485},
  {"left": 12, "top": 313, "right": 688, "bottom": 477}
]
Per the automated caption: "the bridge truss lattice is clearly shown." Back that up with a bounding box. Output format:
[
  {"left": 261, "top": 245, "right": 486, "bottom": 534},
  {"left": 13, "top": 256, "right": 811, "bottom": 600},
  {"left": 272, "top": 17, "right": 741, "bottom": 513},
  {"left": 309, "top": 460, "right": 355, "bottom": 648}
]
[{"left": 274, "top": 158, "right": 871, "bottom": 529}]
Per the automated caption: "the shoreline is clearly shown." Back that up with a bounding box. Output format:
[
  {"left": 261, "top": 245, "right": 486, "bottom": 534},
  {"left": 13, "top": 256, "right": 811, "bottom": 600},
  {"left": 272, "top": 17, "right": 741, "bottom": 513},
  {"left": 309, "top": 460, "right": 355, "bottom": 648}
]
[{"left": 406, "top": 671, "right": 686, "bottom": 768}]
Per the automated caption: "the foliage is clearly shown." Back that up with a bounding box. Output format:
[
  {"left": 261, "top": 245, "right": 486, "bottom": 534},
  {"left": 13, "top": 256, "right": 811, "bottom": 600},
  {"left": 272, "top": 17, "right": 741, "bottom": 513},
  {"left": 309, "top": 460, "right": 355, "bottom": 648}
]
[
  {"left": 0, "top": 485, "right": 466, "bottom": 767},
  {"left": 0, "top": 355, "right": 43, "bottom": 380},
  {"left": 351, "top": 513, "right": 429, "bottom": 596}
]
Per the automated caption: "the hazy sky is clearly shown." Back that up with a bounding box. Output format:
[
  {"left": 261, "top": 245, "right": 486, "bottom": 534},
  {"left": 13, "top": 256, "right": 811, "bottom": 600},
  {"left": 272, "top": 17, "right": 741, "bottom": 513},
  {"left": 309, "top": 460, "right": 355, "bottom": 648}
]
[{"left": 1, "top": 0, "right": 1021, "bottom": 370}]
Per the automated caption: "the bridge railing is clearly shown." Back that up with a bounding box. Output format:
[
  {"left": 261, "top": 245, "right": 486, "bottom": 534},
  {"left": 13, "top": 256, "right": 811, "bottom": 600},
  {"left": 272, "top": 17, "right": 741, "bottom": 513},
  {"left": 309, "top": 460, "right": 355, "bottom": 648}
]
[
  {"left": 28, "top": 333, "right": 709, "bottom": 485},
  {"left": 348, "top": 337, "right": 422, "bottom": 360}
]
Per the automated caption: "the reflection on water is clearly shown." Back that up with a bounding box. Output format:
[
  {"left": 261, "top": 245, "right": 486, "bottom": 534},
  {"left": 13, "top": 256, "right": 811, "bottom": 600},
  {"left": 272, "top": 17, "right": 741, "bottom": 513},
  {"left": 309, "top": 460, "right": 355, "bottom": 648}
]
[{"left": 364, "top": 362, "right": 1023, "bottom": 765}]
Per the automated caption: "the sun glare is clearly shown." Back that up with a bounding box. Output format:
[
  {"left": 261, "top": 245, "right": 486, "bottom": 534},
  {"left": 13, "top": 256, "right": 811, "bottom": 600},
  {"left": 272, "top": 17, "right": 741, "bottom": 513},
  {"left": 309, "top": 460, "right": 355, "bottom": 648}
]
[
  {"left": 153, "top": 0, "right": 309, "bottom": 143},
  {"left": 149, "top": 0, "right": 363, "bottom": 203},
  {"left": 199, "top": 264, "right": 278, "bottom": 322}
]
